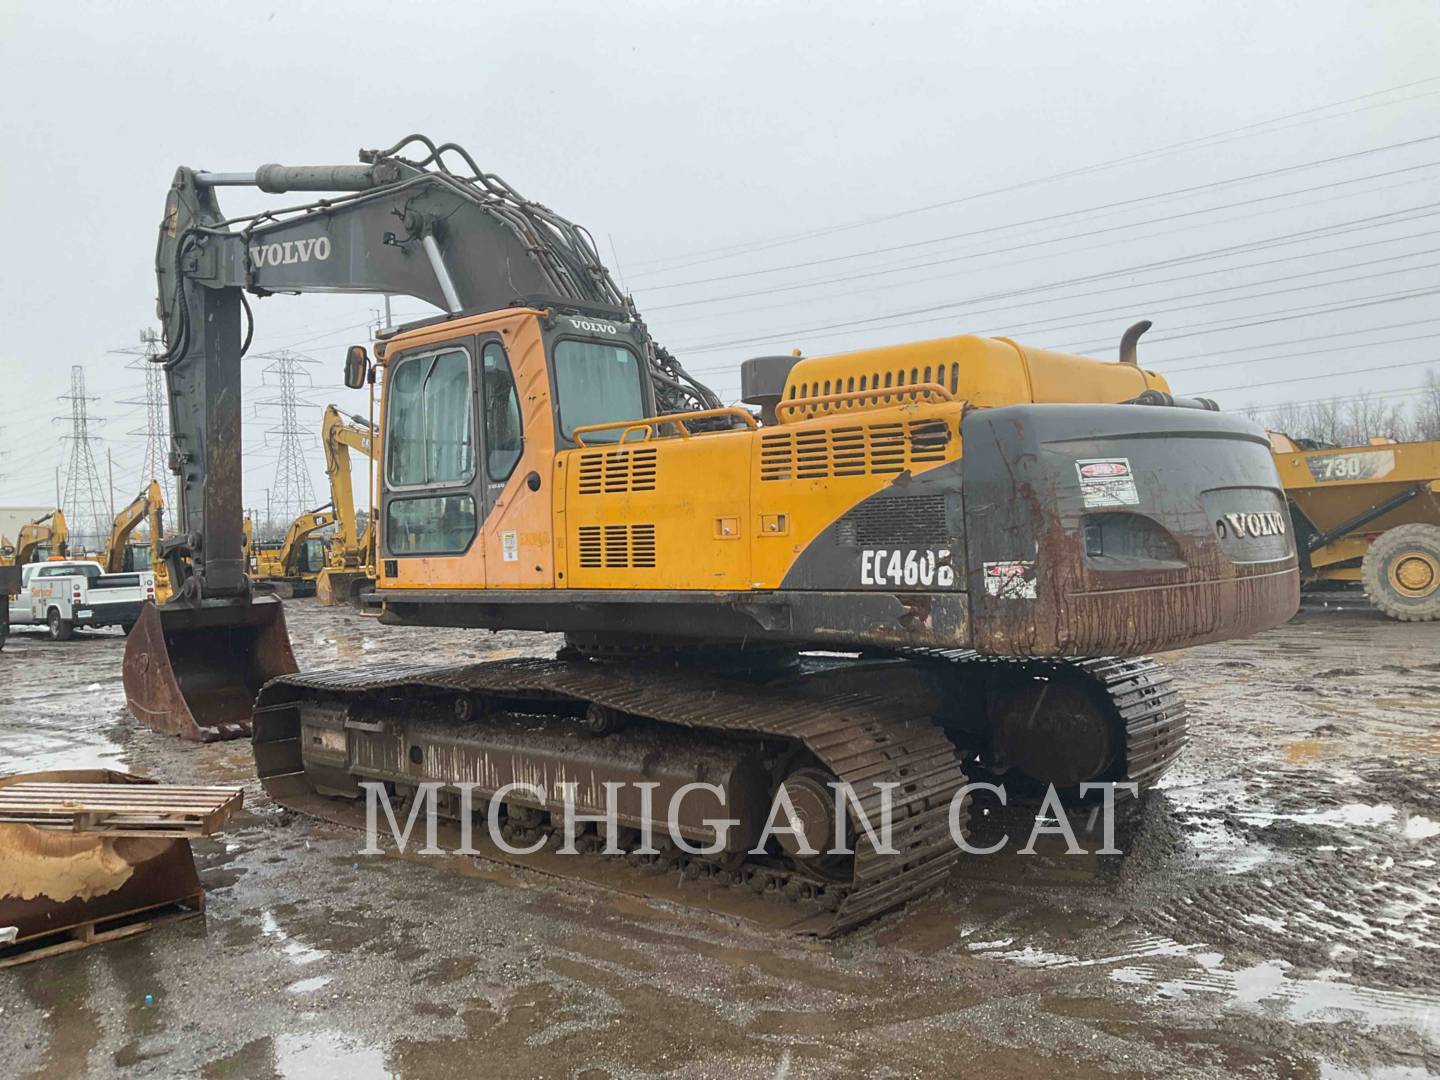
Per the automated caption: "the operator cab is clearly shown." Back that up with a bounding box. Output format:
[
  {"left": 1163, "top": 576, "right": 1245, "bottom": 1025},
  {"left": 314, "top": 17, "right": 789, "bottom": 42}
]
[{"left": 345, "top": 306, "right": 660, "bottom": 585}]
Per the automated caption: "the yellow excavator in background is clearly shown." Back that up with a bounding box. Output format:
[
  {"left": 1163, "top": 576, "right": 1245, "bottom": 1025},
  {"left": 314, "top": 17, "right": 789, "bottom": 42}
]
[
  {"left": 249, "top": 506, "right": 335, "bottom": 598},
  {"left": 123, "top": 137, "right": 1299, "bottom": 931},
  {"left": 103, "top": 481, "right": 172, "bottom": 601},
  {"left": 316, "top": 405, "right": 377, "bottom": 607},
  {"left": 1, "top": 511, "right": 68, "bottom": 567}
]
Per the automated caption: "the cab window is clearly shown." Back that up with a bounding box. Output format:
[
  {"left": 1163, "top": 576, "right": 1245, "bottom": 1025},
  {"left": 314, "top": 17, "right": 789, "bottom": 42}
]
[
  {"left": 482, "top": 342, "right": 523, "bottom": 481},
  {"left": 386, "top": 347, "right": 475, "bottom": 487},
  {"left": 553, "top": 340, "right": 645, "bottom": 443}
]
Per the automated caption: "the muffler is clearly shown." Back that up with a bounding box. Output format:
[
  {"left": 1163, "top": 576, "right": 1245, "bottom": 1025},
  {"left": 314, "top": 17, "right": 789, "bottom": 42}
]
[{"left": 123, "top": 596, "right": 299, "bottom": 741}]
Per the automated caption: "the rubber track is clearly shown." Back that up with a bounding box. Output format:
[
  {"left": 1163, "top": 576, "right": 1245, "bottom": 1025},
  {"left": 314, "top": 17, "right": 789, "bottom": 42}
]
[
  {"left": 891, "top": 650, "right": 1190, "bottom": 796},
  {"left": 255, "top": 658, "right": 969, "bottom": 935}
]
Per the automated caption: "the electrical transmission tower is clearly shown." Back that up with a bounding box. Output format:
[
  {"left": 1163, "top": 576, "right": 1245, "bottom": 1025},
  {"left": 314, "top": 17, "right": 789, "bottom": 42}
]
[
  {"left": 256, "top": 351, "right": 319, "bottom": 540},
  {"left": 56, "top": 365, "right": 110, "bottom": 552},
  {"left": 114, "top": 329, "right": 173, "bottom": 508}
]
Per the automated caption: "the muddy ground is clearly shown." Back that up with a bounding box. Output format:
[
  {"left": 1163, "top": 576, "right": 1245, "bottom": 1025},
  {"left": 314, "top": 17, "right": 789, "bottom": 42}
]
[{"left": 0, "top": 600, "right": 1436, "bottom": 1079}]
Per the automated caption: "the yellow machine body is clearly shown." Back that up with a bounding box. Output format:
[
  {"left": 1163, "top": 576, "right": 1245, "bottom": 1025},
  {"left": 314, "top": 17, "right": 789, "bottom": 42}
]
[{"left": 371, "top": 313, "right": 1171, "bottom": 596}]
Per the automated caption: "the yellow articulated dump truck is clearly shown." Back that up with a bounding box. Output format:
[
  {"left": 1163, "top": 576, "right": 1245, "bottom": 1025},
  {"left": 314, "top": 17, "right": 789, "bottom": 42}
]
[{"left": 1270, "top": 432, "right": 1440, "bottom": 621}]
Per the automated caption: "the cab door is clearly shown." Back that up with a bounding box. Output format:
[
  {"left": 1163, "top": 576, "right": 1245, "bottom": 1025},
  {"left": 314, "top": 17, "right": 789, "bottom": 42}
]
[
  {"left": 474, "top": 334, "right": 543, "bottom": 587},
  {"left": 377, "top": 338, "right": 485, "bottom": 588}
]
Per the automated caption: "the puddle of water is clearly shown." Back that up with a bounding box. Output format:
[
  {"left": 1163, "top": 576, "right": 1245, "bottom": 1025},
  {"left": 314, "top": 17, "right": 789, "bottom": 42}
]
[
  {"left": 260, "top": 910, "right": 329, "bottom": 966},
  {"left": 1109, "top": 955, "right": 1440, "bottom": 1032},
  {"left": 1320, "top": 1064, "right": 1435, "bottom": 1079},
  {"left": 1403, "top": 816, "right": 1439, "bottom": 841},
  {"left": 0, "top": 717, "right": 127, "bottom": 774},
  {"left": 287, "top": 976, "right": 333, "bottom": 994},
  {"left": 275, "top": 1031, "right": 392, "bottom": 1079}
]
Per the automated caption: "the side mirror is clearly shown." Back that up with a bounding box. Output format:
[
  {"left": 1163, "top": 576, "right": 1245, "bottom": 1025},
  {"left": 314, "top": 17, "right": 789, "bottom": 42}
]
[{"left": 344, "top": 345, "right": 370, "bottom": 390}]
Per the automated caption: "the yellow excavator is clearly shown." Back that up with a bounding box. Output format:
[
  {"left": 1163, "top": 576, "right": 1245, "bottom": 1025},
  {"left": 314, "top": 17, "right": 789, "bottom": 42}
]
[
  {"left": 1, "top": 511, "right": 68, "bottom": 567},
  {"left": 248, "top": 507, "right": 335, "bottom": 598},
  {"left": 123, "top": 137, "right": 1299, "bottom": 931},
  {"left": 103, "top": 481, "right": 172, "bottom": 601},
  {"left": 315, "top": 405, "right": 377, "bottom": 607}
]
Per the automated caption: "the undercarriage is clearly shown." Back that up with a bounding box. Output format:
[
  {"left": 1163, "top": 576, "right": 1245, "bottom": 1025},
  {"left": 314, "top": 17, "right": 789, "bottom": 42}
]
[{"left": 252, "top": 640, "right": 1187, "bottom": 934}]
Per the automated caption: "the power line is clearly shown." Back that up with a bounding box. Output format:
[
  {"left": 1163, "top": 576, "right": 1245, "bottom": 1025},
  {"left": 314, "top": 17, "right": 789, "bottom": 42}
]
[
  {"left": 625, "top": 73, "right": 1440, "bottom": 273},
  {"left": 646, "top": 196, "right": 1440, "bottom": 314},
  {"left": 1162, "top": 329, "right": 1440, "bottom": 377},
  {"left": 1051, "top": 286, "right": 1440, "bottom": 356},
  {"left": 672, "top": 241, "right": 1440, "bottom": 355},
  {"left": 1195, "top": 356, "right": 1440, "bottom": 397},
  {"left": 635, "top": 142, "right": 1440, "bottom": 290}
]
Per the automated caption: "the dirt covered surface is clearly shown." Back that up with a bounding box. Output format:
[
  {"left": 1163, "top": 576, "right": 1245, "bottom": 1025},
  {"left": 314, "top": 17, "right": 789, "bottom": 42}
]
[{"left": 0, "top": 600, "right": 1436, "bottom": 1078}]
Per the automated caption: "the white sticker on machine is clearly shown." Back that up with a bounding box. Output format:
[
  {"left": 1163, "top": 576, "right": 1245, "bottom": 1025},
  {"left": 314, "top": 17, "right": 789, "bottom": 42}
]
[
  {"left": 983, "top": 560, "right": 1037, "bottom": 599},
  {"left": 1076, "top": 458, "right": 1139, "bottom": 508},
  {"left": 501, "top": 530, "right": 519, "bottom": 562}
]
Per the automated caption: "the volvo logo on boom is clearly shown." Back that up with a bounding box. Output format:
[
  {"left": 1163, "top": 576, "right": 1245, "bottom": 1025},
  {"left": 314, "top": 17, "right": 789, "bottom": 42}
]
[
  {"left": 1216, "top": 510, "right": 1287, "bottom": 539},
  {"left": 248, "top": 237, "right": 333, "bottom": 268}
]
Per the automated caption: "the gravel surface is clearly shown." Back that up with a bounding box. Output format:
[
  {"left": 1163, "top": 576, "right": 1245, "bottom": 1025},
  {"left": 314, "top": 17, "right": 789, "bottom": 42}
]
[{"left": 0, "top": 600, "right": 1436, "bottom": 1078}]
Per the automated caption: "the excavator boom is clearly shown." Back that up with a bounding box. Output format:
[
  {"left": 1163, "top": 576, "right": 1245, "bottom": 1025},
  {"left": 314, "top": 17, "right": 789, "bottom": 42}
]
[{"left": 316, "top": 406, "right": 377, "bottom": 606}]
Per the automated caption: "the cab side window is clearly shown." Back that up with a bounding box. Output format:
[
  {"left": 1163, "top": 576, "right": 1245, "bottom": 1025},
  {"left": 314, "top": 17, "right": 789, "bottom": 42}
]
[
  {"left": 482, "top": 342, "right": 523, "bottom": 482},
  {"left": 384, "top": 345, "right": 478, "bottom": 555},
  {"left": 386, "top": 348, "right": 474, "bottom": 488}
]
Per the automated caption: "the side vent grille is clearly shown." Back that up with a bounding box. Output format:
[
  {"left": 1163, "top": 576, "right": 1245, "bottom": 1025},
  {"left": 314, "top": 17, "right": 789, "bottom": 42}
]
[
  {"left": 577, "top": 523, "right": 657, "bottom": 569},
  {"left": 576, "top": 447, "right": 658, "bottom": 495},
  {"left": 783, "top": 362, "right": 964, "bottom": 417},
  {"left": 760, "top": 419, "right": 951, "bottom": 481},
  {"left": 836, "top": 494, "right": 950, "bottom": 546}
]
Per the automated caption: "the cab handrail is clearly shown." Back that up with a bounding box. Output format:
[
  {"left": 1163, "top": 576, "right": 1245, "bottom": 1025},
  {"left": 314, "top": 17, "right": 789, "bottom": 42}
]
[{"left": 571, "top": 407, "right": 758, "bottom": 446}]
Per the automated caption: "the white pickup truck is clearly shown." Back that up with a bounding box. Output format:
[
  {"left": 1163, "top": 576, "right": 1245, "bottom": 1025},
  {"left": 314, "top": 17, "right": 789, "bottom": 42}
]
[{"left": 10, "top": 560, "right": 156, "bottom": 640}]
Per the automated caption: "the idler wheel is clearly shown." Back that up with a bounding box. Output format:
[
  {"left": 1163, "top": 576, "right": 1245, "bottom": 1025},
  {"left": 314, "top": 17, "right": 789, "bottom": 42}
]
[
  {"left": 775, "top": 768, "right": 839, "bottom": 861},
  {"left": 988, "top": 678, "right": 1120, "bottom": 789}
]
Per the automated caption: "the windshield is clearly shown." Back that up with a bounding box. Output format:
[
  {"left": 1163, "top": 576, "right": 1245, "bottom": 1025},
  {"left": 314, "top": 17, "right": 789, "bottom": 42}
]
[
  {"left": 553, "top": 340, "right": 645, "bottom": 443},
  {"left": 39, "top": 563, "right": 101, "bottom": 580}
]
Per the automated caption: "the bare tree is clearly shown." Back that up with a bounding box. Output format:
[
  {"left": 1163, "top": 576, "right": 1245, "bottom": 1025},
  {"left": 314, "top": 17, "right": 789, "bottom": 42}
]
[
  {"left": 1249, "top": 370, "right": 1440, "bottom": 446},
  {"left": 1416, "top": 370, "right": 1440, "bottom": 442}
]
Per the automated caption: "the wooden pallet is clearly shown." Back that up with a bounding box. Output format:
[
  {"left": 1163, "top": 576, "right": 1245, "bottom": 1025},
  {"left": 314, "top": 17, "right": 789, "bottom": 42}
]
[
  {"left": 0, "top": 892, "right": 205, "bottom": 969},
  {"left": 0, "top": 783, "right": 242, "bottom": 837}
]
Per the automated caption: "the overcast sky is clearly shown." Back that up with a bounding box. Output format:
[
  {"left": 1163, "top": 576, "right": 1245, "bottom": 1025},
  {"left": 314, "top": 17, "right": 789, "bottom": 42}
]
[{"left": 1, "top": 1, "right": 1437, "bottom": 540}]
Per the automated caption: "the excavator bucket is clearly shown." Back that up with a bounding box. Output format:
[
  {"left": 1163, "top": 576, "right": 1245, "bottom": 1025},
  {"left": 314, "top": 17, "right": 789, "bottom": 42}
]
[
  {"left": 0, "top": 769, "right": 241, "bottom": 967},
  {"left": 123, "top": 596, "right": 299, "bottom": 741},
  {"left": 315, "top": 567, "right": 374, "bottom": 608}
]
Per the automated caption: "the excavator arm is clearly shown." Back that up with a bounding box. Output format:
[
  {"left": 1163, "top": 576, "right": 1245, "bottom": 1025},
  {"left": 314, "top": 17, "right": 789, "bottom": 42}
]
[
  {"left": 104, "top": 482, "right": 163, "bottom": 573},
  {"left": 276, "top": 508, "right": 336, "bottom": 578},
  {"left": 320, "top": 406, "right": 372, "bottom": 568},
  {"left": 316, "top": 406, "right": 377, "bottom": 606},
  {"left": 154, "top": 134, "right": 717, "bottom": 605},
  {"left": 12, "top": 511, "right": 67, "bottom": 566}
]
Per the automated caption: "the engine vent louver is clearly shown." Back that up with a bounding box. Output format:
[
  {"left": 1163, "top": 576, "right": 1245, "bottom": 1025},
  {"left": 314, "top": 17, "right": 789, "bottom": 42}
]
[
  {"left": 577, "top": 523, "right": 657, "bottom": 569},
  {"left": 576, "top": 446, "right": 658, "bottom": 495},
  {"left": 760, "top": 419, "right": 951, "bottom": 481},
  {"left": 836, "top": 494, "right": 950, "bottom": 546},
  {"left": 782, "top": 362, "right": 964, "bottom": 417}
]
